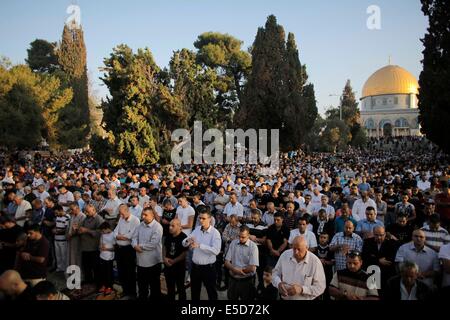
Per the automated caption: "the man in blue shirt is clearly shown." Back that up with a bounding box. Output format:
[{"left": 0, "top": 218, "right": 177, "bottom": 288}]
[{"left": 356, "top": 206, "right": 384, "bottom": 240}]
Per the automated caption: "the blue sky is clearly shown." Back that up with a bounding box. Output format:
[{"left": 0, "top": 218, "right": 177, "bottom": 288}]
[{"left": 0, "top": 0, "right": 428, "bottom": 115}]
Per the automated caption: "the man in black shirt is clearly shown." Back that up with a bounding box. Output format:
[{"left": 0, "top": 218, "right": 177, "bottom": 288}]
[
  {"left": 383, "top": 186, "right": 400, "bottom": 228},
  {"left": 254, "top": 187, "right": 269, "bottom": 212},
  {"left": 16, "top": 224, "right": 49, "bottom": 285},
  {"left": 148, "top": 183, "right": 159, "bottom": 197},
  {"left": 0, "top": 216, "right": 23, "bottom": 274},
  {"left": 265, "top": 212, "right": 289, "bottom": 267},
  {"left": 361, "top": 226, "right": 399, "bottom": 296},
  {"left": 161, "top": 199, "right": 177, "bottom": 236},
  {"left": 386, "top": 214, "right": 413, "bottom": 244},
  {"left": 246, "top": 209, "right": 268, "bottom": 285},
  {"left": 163, "top": 218, "right": 187, "bottom": 300},
  {"left": 41, "top": 197, "right": 56, "bottom": 269}
]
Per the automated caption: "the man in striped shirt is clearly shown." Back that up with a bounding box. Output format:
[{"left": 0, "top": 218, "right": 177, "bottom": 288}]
[
  {"left": 421, "top": 214, "right": 449, "bottom": 252},
  {"left": 329, "top": 250, "right": 379, "bottom": 300},
  {"left": 54, "top": 205, "right": 70, "bottom": 272}
]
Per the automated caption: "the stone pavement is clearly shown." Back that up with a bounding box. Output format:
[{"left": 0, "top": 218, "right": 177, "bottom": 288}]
[{"left": 48, "top": 271, "right": 229, "bottom": 300}]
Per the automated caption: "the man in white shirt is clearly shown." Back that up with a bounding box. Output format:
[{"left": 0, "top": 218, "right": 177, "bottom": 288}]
[
  {"left": 311, "top": 188, "right": 324, "bottom": 208},
  {"left": 1, "top": 170, "right": 15, "bottom": 186},
  {"left": 101, "top": 189, "right": 122, "bottom": 226},
  {"left": 288, "top": 216, "right": 317, "bottom": 252},
  {"left": 214, "top": 187, "right": 229, "bottom": 214},
  {"left": 132, "top": 207, "right": 163, "bottom": 301},
  {"left": 110, "top": 174, "right": 121, "bottom": 189},
  {"left": 351, "top": 191, "right": 377, "bottom": 221},
  {"left": 238, "top": 187, "right": 253, "bottom": 216},
  {"left": 233, "top": 177, "right": 246, "bottom": 194},
  {"left": 182, "top": 210, "right": 221, "bottom": 300},
  {"left": 34, "top": 184, "right": 50, "bottom": 203},
  {"left": 262, "top": 202, "right": 277, "bottom": 226},
  {"left": 417, "top": 175, "right": 431, "bottom": 192},
  {"left": 138, "top": 187, "right": 150, "bottom": 208},
  {"left": 313, "top": 195, "right": 336, "bottom": 220},
  {"left": 176, "top": 196, "right": 195, "bottom": 236},
  {"left": 31, "top": 173, "right": 45, "bottom": 190},
  {"left": 272, "top": 236, "right": 326, "bottom": 300},
  {"left": 114, "top": 204, "right": 141, "bottom": 298},
  {"left": 223, "top": 193, "right": 244, "bottom": 221},
  {"left": 129, "top": 196, "right": 143, "bottom": 220},
  {"left": 14, "top": 194, "right": 32, "bottom": 227},
  {"left": 57, "top": 186, "right": 74, "bottom": 213},
  {"left": 293, "top": 190, "right": 305, "bottom": 207},
  {"left": 203, "top": 186, "right": 217, "bottom": 212},
  {"left": 148, "top": 196, "right": 163, "bottom": 222},
  {"left": 299, "top": 194, "right": 315, "bottom": 216}
]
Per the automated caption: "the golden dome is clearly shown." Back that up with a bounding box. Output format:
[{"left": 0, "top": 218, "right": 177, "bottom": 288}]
[{"left": 361, "top": 65, "right": 419, "bottom": 99}]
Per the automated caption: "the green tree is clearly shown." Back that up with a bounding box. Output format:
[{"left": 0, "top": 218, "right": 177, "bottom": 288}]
[
  {"left": 320, "top": 118, "right": 351, "bottom": 153},
  {"left": 235, "top": 15, "right": 290, "bottom": 146},
  {"left": 167, "top": 49, "right": 218, "bottom": 128},
  {"left": 418, "top": 0, "right": 450, "bottom": 153},
  {"left": 26, "top": 39, "right": 59, "bottom": 74},
  {"left": 57, "top": 25, "right": 90, "bottom": 148},
  {"left": 326, "top": 80, "right": 366, "bottom": 147},
  {"left": 284, "top": 33, "right": 318, "bottom": 149},
  {"left": 340, "top": 80, "right": 359, "bottom": 129},
  {"left": 0, "top": 64, "right": 72, "bottom": 150},
  {"left": 236, "top": 15, "right": 317, "bottom": 151},
  {"left": 194, "top": 32, "right": 251, "bottom": 110},
  {"left": 96, "top": 45, "right": 161, "bottom": 166},
  {"left": 302, "top": 83, "right": 319, "bottom": 134},
  {"left": 0, "top": 72, "right": 42, "bottom": 149},
  {"left": 286, "top": 33, "right": 308, "bottom": 90}
]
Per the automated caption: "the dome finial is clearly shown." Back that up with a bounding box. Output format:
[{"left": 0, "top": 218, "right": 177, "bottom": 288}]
[{"left": 388, "top": 55, "right": 392, "bottom": 65}]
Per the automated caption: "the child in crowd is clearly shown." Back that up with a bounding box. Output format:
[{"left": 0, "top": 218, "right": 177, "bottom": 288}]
[
  {"left": 98, "top": 222, "right": 116, "bottom": 294},
  {"left": 256, "top": 266, "right": 278, "bottom": 300},
  {"left": 316, "top": 232, "right": 335, "bottom": 300}
]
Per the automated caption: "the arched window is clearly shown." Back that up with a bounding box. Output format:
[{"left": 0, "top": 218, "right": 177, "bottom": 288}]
[
  {"left": 379, "top": 119, "right": 392, "bottom": 129},
  {"left": 365, "top": 119, "right": 375, "bottom": 129},
  {"left": 395, "top": 118, "right": 409, "bottom": 128}
]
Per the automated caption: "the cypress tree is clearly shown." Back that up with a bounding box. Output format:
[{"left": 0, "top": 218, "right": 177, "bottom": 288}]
[
  {"left": 236, "top": 15, "right": 289, "bottom": 136},
  {"left": 284, "top": 33, "right": 317, "bottom": 148},
  {"left": 418, "top": 0, "right": 450, "bottom": 153},
  {"left": 236, "top": 15, "right": 318, "bottom": 151},
  {"left": 57, "top": 24, "right": 90, "bottom": 148}
]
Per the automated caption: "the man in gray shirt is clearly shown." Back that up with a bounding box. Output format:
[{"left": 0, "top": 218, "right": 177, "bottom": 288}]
[
  {"left": 132, "top": 207, "right": 163, "bottom": 301},
  {"left": 79, "top": 204, "right": 104, "bottom": 288},
  {"left": 224, "top": 225, "right": 259, "bottom": 300},
  {"left": 395, "top": 229, "right": 440, "bottom": 288}
]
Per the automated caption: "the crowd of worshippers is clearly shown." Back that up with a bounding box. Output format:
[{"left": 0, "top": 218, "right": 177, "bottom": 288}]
[{"left": 0, "top": 147, "right": 449, "bottom": 301}]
